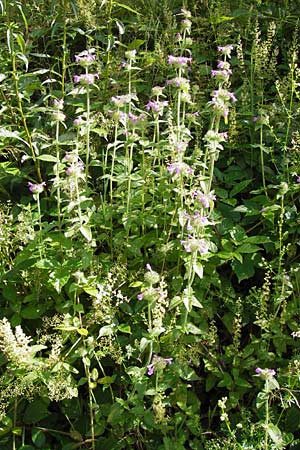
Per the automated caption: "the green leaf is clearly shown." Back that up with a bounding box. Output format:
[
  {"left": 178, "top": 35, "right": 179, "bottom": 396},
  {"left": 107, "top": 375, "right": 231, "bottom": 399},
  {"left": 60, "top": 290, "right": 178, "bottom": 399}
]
[
  {"left": 232, "top": 254, "right": 255, "bottom": 282},
  {"left": 80, "top": 225, "right": 92, "bottom": 241},
  {"left": 23, "top": 399, "right": 50, "bottom": 424},
  {"left": 117, "top": 324, "right": 131, "bottom": 334},
  {"left": 193, "top": 263, "right": 203, "bottom": 279},
  {"left": 230, "top": 179, "right": 253, "bottom": 196},
  {"left": 256, "top": 391, "right": 268, "bottom": 409},
  {"left": 32, "top": 428, "right": 46, "bottom": 448},
  {"left": 114, "top": 2, "right": 140, "bottom": 15},
  {"left": 246, "top": 235, "right": 271, "bottom": 244},
  {"left": 21, "top": 304, "right": 46, "bottom": 319},
  {"left": 177, "top": 366, "right": 200, "bottom": 381},
  {"left": 127, "top": 39, "right": 145, "bottom": 50},
  {"left": 107, "top": 403, "right": 124, "bottom": 425},
  {"left": 267, "top": 423, "right": 283, "bottom": 445},
  {"left": 18, "top": 446, "right": 35, "bottom": 450},
  {"left": 0, "top": 128, "right": 29, "bottom": 146},
  {"left": 37, "top": 154, "right": 57, "bottom": 162},
  {"left": 77, "top": 327, "right": 88, "bottom": 336},
  {"left": 237, "top": 243, "right": 262, "bottom": 253},
  {"left": 235, "top": 377, "right": 252, "bottom": 388},
  {"left": 217, "top": 372, "right": 233, "bottom": 388},
  {"left": 186, "top": 323, "right": 202, "bottom": 335}
]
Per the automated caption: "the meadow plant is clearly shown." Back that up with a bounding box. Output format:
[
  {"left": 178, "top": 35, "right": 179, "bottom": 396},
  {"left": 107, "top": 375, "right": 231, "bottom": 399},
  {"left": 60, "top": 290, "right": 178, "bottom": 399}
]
[{"left": 0, "top": 1, "right": 300, "bottom": 449}]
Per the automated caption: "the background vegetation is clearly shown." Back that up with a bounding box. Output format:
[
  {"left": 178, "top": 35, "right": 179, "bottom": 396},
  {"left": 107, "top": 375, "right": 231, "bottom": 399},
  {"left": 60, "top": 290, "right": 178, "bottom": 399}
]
[{"left": 1, "top": 0, "right": 300, "bottom": 448}]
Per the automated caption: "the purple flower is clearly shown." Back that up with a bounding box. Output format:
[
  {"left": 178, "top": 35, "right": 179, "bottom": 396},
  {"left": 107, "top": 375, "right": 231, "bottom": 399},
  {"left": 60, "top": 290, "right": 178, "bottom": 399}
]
[
  {"left": 210, "top": 88, "right": 237, "bottom": 119},
  {"left": 180, "top": 8, "right": 192, "bottom": 18},
  {"left": 65, "top": 161, "right": 84, "bottom": 177},
  {"left": 137, "top": 293, "right": 144, "bottom": 301},
  {"left": 167, "top": 161, "right": 194, "bottom": 177},
  {"left": 217, "top": 60, "right": 231, "bottom": 70},
  {"left": 255, "top": 367, "right": 276, "bottom": 378},
  {"left": 147, "top": 355, "right": 173, "bottom": 376},
  {"left": 181, "top": 18, "right": 192, "bottom": 30},
  {"left": 53, "top": 98, "right": 64, "bottom": 110},
  {"left": 28, "top": 181, "right": 46, "bottom": 194},
  {"left": 127, "top": 112, "right": 146, "bottom": 126},
  {"left": 211, "top": 68, "right": 232, "bottom": 81},
  {"left": 146, "top": 100, "right": 168, "bottom": 114},
  {"left": 217, "top": 44, "right": 234, "bottom": 58},
  {"left": 73, "top": 116, "right": 84, "bottom": 127},
  {"left": 74, "top": 73, "right": 99, "bottom": 85},
  {"left": 167, "top": 55, "right": 192, "bottom": 66},
  {"left": 191, "top": 190, "right": 216, "bottom": 208},
  {"left": 147, "top": 363, "right": 155, "bottom": 376},
  {"left": 166, "top": 77, "right": 190, "bottom": 91},
  {"left": 181, "top": 236, "right": 209, "bottom": 254},
  {"left": 110, "top": 94, "right": 132, "bottom": 107},
  {"left": 125, "top": 49, "right": 137, "bottom": 60},
  {"left": 175, "top": 141, "right": 188, "bottom": 152},
  {"left": 75, "top": 50, "right": 96, "bottom": 67}
]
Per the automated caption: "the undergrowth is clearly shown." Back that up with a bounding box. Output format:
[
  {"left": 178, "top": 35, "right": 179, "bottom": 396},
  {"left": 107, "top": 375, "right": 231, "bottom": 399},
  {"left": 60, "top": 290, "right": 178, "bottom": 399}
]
[{"left": 0, "top": 0, "right": 300, "bottom": 449}]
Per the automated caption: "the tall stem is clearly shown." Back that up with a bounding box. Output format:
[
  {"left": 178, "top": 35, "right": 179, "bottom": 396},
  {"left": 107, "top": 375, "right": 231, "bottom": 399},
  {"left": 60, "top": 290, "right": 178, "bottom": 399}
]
[{"left": 85, "top": 68, "right": 91, "bottom": 178}]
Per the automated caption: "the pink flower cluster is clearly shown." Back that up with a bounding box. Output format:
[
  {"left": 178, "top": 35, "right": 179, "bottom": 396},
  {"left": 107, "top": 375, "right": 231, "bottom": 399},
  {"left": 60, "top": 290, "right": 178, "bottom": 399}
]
[
  {"left": 74, "top": 73, "right": 99, "bottom": 85},
  {"left": 147, "top": 355, "right": 173, "bottom": 376},
  {"left": 168, "top": 55, "right": 192, "bottom": 67}
]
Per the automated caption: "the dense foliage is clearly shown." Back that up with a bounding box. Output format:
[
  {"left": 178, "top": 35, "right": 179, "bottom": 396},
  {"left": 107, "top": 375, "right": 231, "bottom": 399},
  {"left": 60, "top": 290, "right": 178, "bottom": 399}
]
[{"left": 1, "top": 0, "right": 300, "bottom": 448}]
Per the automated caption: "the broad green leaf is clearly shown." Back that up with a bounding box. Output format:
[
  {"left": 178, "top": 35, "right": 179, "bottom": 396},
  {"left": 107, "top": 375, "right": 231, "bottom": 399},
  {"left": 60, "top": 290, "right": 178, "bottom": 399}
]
[
  {"left": 230, "top": 179, "right": 253, "bottom": 196},
  {"left": 118, "top": 324, "right": 131, "bottom": 334},
  {"left": 23, "top": 399, "right": 50, "bottom": 424},
  {"left": 107, "top": 403, "right": 124, "bottom": 425},
  {"left": 267, "top": 423, "right": 283, "bottom": 445},
  {"left": 186, "top": 323, "right": 202, "bottom": 335},
  {"left": 193, "top": 263, "right": 203, "bottom": 279},
  {"left": 217, "top": 372, "right": 233, "bottom": 388},
  {"left": 127, "top": 39, "right": 145, "bottom": 50},
  {"left": 237, "top": 243, "right": 261, "bottom": 253},
  {"left": 232, "top": 255, "right": 255, "bottom": 282},
  {"left": 77, "top": 327, "right": 88, "bottom": 336},
  {"left": 177, "top": 366, "right": 200, "bottom": 381},
  {"left": 32, "top": 428, "right": 46, "bottom": 448}
]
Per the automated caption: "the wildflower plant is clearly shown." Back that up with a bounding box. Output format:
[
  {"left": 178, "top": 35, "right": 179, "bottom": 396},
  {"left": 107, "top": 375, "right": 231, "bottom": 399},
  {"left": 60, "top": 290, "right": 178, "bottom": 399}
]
[{"left": 1, "top": 1, "right": 300, "bottom": 449}]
